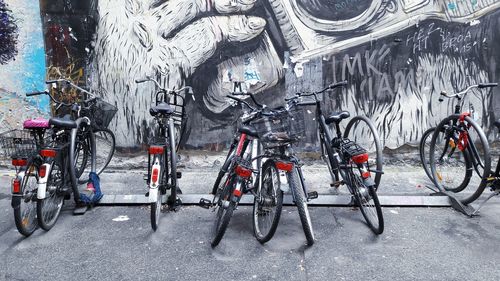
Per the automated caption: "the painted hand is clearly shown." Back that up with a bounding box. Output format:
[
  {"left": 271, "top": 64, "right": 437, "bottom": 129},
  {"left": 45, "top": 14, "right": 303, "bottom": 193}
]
[{"left": 92, "top": 0, "right": 266, "bottom": 145}]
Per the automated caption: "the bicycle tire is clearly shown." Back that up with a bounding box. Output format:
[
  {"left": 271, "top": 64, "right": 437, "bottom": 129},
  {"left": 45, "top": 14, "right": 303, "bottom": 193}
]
[
  {"left": 211, "top": 177, "right": 236, "bottom": 247},
  {"left": 167, "top": 119, "right": 178, "bottom": 206},
  {"left": 429, "top": 114, "right": 491, "bottom": 204},
  {"left": 150, "top": 154, "right": 163, "bottom": 231},
  {"left": 320, "top": 131, "right": 338, "bottom": 185},
  {"left": 37, "top": 161, "right": 64, "bottom": 231},
  {"left": 288, "top": 167, "right": 314, "bottom": 246},
  {"left": 13, "top": 160, "right": 39, "bottom": 236},
  {"left": 343, "top": 116, "right": 383, "bottom": 190},
  {"left": 77, "top": 128, "right": 115, "bottom": 184},
  {"left": 420, "top": 127, "right": 472, "bottom": 192},
  {"left": 253, "top": 159, "right": 283, "bottom": 244},
  {"left": 211, "top": 145, "right": 236, "bottom": 195},
  {"left": 349, "top": 171, "right": 384, "bottom": 234}
]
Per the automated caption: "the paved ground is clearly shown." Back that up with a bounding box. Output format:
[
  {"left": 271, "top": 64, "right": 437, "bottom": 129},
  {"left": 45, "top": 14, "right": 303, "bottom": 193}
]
[{"left": 0, "top": 156, "right": 499, "bottom": 280}]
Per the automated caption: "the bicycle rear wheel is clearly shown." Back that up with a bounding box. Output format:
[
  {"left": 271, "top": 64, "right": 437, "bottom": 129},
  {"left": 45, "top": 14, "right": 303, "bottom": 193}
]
[
  {"left": 211, "top": 176, "right": 236, "bottom": 247},
  {"left": 167, "top": 119, "right": 179, "bottom": 206},
  {"left": 349, "top": 171, "right": 384, "bottom": 234},
  {"left": 253, "top": 159, "right": 283, "bottom": 243},
  {"left": 37, "top": 161, "right": 64, "bottom": 231},
  {"left": 344, "top": 116, "right": 383, "bottom": 190},
  {"left": 13, "top": 160, "right": 39, "bottom": 236},
  {"left": 429, "top": 114, "right": 490, "bottom": 204},
  {"left": 288, "top": 167, "right": 314, "bottom": 246}
]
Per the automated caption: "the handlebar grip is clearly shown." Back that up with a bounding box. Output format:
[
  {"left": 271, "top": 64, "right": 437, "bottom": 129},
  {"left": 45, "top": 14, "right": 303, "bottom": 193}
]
[
  {"left": 45, "top": 80, "right": 58, "bottom": 84},
  {"left": 26, "top": 91, "right": 48, "bottom": 97},
  {"left": 329, "top": 80, "right": 348, "bottom": 89},
  {"left": 478, "top": 83, "right": 498, "bottom": 88},
  {"left": 135, "top": 78, "right": 149, "bottom": 84}
]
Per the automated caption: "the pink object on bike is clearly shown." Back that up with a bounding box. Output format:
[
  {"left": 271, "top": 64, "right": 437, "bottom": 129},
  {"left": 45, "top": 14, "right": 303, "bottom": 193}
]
[{"left": 23, "top": 118, "right": 50, "bottom": 129}]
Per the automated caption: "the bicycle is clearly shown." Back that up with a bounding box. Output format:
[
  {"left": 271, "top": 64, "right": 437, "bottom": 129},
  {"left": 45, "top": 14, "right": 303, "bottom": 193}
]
[
  {"left": 423, "top": 83, "right": 497, "bottom": 205},
  {"left": 201, "top": 82, "right": 318, "bottom": 247},
  {"left": 288, "top": 81, "right": 384, "bottom": 234},
  {"left": 135, "top": 77, "right": 192, "bottom": 231}
]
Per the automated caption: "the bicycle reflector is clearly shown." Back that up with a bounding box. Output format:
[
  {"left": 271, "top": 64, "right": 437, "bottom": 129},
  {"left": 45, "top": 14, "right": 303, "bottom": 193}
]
[
  {"left": 11, "top": 159, "right": 27, "bottom": 166},
  {"left": 151, "top": 168, "right": 159, "bottom": 184},
  {"left": 40, "top": 149, "right": 57, "bottom": 158},
  {"left": 12, "top": 178, "right": 21, "bottom": 193},
  {"left": 275, "top": 161, "right": 294, "bottom": 171},
  {"left": 148, "top": 146, "right": 164, "bottom": 155},
  {"left": 235, "top": 165, "right": 252, "bottom": 178},
  {"left": 351, "top": 153, "right": 369, "bottom": 164},
  {"left": 39, "top": 165, "right": 47, "bottom": 178}
]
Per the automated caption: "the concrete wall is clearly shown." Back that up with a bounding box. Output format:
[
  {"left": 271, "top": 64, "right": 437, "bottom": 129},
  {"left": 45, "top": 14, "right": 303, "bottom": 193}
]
[
  {"left": 0, "top": 0, "right": 47, "bottom": 131},
  {"left": 12, "top": 1, "right": 500, "bottom": 149}
]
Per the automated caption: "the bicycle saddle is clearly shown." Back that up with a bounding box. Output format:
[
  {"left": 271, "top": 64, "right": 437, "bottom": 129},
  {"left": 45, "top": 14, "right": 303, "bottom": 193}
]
[
  {"left": 49, "top": 115, "right": 77, "bottom": 129},
  {"left": 495, "top": 119, "right": 500, "bottom": 129},
  {"left": 237, "top": 125, "right": 258, "bottom": 137},
  {"left": 150, "top": 103, "right": 174, "bottom": 116},
  {"left": 23, "top": 118, "right": 50, "bottom": 129},
  {"left": 326, "top": 111, "right": 350, "bottom": 124}
]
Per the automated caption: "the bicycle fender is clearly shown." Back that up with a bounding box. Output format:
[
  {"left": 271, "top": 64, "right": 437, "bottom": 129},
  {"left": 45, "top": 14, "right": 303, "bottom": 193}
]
[
  {"left": 149, "top": 158, "right": 161, "bottom": 203},
  {"left": 278, "top": 170, "right": 289, "bottom": 192},
  {"left": 37, "top": 163, "right": 51, "bottom": 200},
  {"left": 149, "top": 187, "right": 158, "bottom": 203}
]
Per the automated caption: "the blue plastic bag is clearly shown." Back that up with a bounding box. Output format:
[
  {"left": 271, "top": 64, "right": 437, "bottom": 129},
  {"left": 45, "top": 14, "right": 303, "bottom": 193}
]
[{"left": 79, "top": 172, "right": 103, "bottom": 204}]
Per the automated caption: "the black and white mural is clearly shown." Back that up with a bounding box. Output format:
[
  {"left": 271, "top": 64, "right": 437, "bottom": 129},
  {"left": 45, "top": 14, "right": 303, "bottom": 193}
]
[{"left": 83, "top": 0, "right": 500, "bottom": 148}]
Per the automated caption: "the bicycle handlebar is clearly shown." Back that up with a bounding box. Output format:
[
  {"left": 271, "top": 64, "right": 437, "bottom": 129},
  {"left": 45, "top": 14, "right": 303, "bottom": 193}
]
[
  {"left": 440, "top": 82, "right": 497, "bottom": 101},
  {"left": 26, "top": 90, "right": 49, "bottom": 97},
  {"left": 135, "top": 76, "right": 193, "bottom": 95}
]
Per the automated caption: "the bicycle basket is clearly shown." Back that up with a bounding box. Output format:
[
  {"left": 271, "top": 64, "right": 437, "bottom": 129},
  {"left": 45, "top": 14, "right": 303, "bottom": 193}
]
[
  {"left": 88, "top": 99, "right": 118, "bottom": 129},
  {"left": 250, "top": 107, "right": 306, "bottom": 148},
  {"left": 0, "top": 130, "right": 37, "bottom": 159}
]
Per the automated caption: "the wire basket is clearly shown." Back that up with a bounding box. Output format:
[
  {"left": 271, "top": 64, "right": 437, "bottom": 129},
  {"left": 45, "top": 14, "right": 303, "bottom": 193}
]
[
  {"left": 0, "top": 130, "right": 37, "bottom": 159},
  {"left": 250, "top": 107, "right": 306, "bottom": 148},
  {"left": 87, "top": 99, "right": 118, "bottom": 129}
]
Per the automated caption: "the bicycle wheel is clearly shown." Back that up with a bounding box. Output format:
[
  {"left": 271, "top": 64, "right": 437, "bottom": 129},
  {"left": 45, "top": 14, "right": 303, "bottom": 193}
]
[
  {"left": 421, "top": 127, "right": 471, "bottom": 192},
  {"left": 429, "top": 114, "right": 490, "bottom": 204},
  {"left": 253, "top": 159, "right": 283, "bottom": 243},
  {"left": 344, "top": 116, "right": 383, "bottom": 190},
  {"left": 150, "top": 154, "right": 164, "bottom": 231},
  {"left": 167, "top": 118, "right": 179, "bottom": 205},
  {"left": 211, "top": 144, "right": 236, "bottom": 195},
  {"left": 77, "top": 128, "right": 115, "bottom": 184},
  {"left": 211, "top": 175, "right": 236, "bottom": 247},
  {"left": 37, "top": 161, "right": 64, "bottom": 231},
  {"left": 320, "top": 132, "right": 338, "bottom": 185},
  {"left": 348, "top": 170, "right": 384, "bottom": 234},
  {"left": 73, "top": 133, "right": 89, "bottom": 181},
  {"left": 288, "top": 167, "right": 314, "bottom": 246},
  {"left": 13, "top": 161, "right": 39, "bottom": 236}
]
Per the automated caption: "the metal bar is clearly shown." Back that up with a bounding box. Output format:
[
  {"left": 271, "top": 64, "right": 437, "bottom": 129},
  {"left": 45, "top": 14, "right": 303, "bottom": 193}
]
[{"left": 96, "top": 194, "right": 453, "bottom": 207}]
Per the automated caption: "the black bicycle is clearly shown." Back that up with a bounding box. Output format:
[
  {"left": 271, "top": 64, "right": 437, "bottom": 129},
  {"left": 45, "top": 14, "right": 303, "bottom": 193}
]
[
  {"left": 422, "top": 83, "right": 497, "bottom": 204},
  {"left": 202, "top": 83, "right": 318, "bottom": 247},
  {"left": 135, "top": 77, "right": 192, "bottom": 231},
  {"left": 289, "top": 81, "right": 384, "bottom": 234}
]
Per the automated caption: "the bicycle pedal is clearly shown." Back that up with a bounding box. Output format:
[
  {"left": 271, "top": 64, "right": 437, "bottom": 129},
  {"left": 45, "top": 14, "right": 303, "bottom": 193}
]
[
  {"left": 307, "top": 191, "right": 318, "bottom": 200},
  {"left": 143, "top": 174, "right": 149, "bottom": 181},
  {"left": 330, "top": 181, "right": 344, "bottom": 187},
  {"left": 145, "top": 191, "right": 149, "bottom": 197},
  {"left": 198, "top": 198, "right": 212, "bottom": 209},
  {"left": 176, "top": 172, "right": 182, "bottom": 179}
]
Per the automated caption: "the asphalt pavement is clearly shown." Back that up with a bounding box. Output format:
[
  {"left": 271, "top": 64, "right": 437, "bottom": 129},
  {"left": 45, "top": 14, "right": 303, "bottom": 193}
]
[{"left": 0, "top": 159, "right": 499, "bottom": 281}]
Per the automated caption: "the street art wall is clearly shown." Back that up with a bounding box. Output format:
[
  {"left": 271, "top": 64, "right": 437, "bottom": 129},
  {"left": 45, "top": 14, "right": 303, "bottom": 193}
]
[
  {"left": 39, "top": 0, "right": 500, "bottom": 149},
  {"left": 0, "top": 0, "right": 47, "bottom": 132}
]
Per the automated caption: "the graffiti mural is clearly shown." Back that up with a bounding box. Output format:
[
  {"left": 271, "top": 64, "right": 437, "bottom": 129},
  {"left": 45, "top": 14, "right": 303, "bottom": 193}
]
[
  {"left": 0, "top": 0, "right": 47, "bottom": 132},
  {"left": 84, "top": 0, "right": 499, "bottom": 148}
]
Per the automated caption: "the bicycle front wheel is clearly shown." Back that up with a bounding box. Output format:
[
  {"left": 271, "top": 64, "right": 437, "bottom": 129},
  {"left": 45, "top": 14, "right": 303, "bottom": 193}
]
[
  {"left": 288, "top": 167, "right": 314, "bottom": 246},
  {"left": 77, "top": 128, "right": 115, "bottom": 184},
  {"left": 349, "top": 171, "right": 384, "bottom": 234},
  {"left": 37, "top": 162, "right": 64, "bottom": 231},
  {"left": 211, "top": 176, "right": 236, "bottom": 247},
  {"left": 429, "top": 114, "right": 490, "bottom": 204},
  {"left": 253, "top": 159, "right": 283, "bottom": 244},
  {"left": 13, "top": 160, "right": 39, "bottom": 236},
  {"left": 344, "top": 116, "right": 383, "bottom": 190}
]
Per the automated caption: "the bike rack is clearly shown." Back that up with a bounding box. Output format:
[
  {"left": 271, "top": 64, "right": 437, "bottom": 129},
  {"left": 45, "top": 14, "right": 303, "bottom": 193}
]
[{"left": 95, "top": 194, "right": 453, "bottom": 207}]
